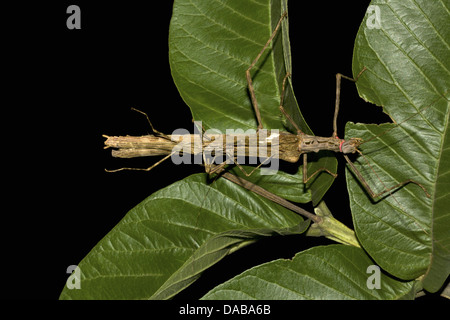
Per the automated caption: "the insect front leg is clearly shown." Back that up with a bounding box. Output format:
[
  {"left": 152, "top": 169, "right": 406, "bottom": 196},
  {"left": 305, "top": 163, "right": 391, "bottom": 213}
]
[
  {"left": 333, "top": 67, "right": 367, "bottom": 138},
  {"left": 343, "top": 154, "right": 431, "bottom": 199}
]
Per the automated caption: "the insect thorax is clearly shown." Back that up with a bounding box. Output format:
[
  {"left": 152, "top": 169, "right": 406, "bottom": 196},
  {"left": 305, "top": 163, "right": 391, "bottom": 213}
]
[{"left": 340, "top": 138, "right": 363, "bottom": 154}]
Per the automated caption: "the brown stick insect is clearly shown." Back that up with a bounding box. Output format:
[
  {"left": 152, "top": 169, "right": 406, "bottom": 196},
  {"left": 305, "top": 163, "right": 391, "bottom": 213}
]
[{"left": 103, "top": 12, "right": 431, "bottom": 202}]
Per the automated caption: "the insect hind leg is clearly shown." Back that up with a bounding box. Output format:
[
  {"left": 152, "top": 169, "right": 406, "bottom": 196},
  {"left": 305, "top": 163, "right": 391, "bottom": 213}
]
[
  {"left": 246, "top": 11, "right": 288, "bottom": 131},
  {"left": 105, "top": 152, "right": 175, "bottom": 173},
  {"left": 131, "top": 107, "right": 171, "bottom": 139}
]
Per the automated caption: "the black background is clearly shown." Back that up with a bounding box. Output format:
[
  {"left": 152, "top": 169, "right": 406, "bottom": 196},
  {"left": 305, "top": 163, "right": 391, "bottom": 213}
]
[{"left": 5, "top": 0, "right": 444, "bottom": 302}]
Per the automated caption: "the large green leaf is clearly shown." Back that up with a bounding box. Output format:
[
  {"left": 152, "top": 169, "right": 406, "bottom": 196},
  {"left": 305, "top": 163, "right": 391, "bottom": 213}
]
[
  {"left": 201, "top": 245, "right": 418, "bottom": 300},
  {"left": 346, "top": 0, "right": 450, "bottom": 291},
  {"left": 168, "top": 0, "right": 336, "bottom": 205},
  {"left": 59, "top": 174, "right": 308, "bottom": 299}
]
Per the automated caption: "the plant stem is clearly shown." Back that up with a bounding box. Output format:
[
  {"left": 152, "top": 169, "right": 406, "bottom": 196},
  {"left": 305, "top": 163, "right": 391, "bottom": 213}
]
[{"left": 306, "top": 201, "right": 360, "bottom": 248}]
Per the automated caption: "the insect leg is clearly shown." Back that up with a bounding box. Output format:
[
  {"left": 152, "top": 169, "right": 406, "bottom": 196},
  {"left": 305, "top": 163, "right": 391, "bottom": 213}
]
[
  {"left": 246, "top": 11, "right": 288, "bottom": 131},
  {"left": 278, "top": 73, "right": 303, "bottom": 134},
  {"left": 105, "top": 151, "right": 176, "bottom": 173},
  {"left": 131, "top": 107, "right": 171, "bottom": 140},
  {"left": 333, "top": 67, "right": 367, "bottom": 138},
  {"left": 302, "top": 153, "right": 338, "bottom": 184},
  {"left": 343, "top": 154, "right": 431, "bottom": 199}
]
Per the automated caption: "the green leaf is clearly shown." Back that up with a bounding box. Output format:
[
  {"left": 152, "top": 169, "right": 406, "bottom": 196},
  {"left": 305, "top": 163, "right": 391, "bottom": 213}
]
[
  {"left": 201, "top": 245, "right": 418, "bottom": 300},
  {"left": 168, "top": 0, "right": 336, "bottom": 205},
  {"left": 347, "top": 0, "right": 450, "bottom": 290},
  {"left": 59, "top": 174, "right": 308, "bottom": 299}
]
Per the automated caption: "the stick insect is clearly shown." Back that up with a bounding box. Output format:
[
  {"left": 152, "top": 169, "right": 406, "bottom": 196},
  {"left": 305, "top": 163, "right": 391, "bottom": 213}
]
[{"left": 104, "top": 11, "right": 431, "bottom": 202}]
